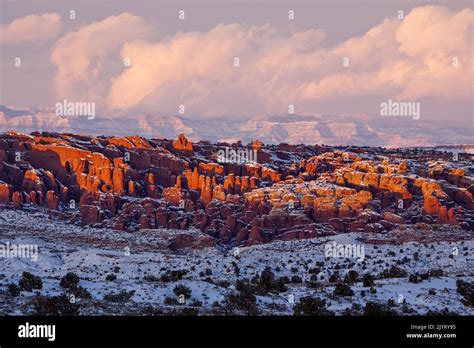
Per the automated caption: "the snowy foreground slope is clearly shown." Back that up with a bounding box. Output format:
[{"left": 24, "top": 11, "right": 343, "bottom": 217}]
[{"left": 0, "top": 208, "right": 472, "bottom": 316}]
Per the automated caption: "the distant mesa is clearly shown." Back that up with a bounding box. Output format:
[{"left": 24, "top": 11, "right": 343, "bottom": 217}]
[{"left": 1, "top": 105, "right": 473, "bottom": 147}]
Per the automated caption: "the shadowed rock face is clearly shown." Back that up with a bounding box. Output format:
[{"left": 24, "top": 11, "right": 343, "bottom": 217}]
[{"left": 0, "top": 130, "right": 472, "bottom": 246}]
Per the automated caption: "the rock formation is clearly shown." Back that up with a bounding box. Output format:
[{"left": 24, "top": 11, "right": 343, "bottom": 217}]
[{"left": 0, "top": 131, "right": 472, "bottom": 245}]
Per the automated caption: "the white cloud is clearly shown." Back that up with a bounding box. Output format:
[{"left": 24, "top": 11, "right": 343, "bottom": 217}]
[
  {"left": 50, "top": 13, "right": 152, "bottom": 105},
  {"left": 0, "top": 13, "right": 61, "bottom": 43},
  {"left": 49, "top": 6, "right": 473, "bottom": 118}
]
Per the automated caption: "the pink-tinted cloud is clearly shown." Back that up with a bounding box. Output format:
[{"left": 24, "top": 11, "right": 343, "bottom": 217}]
[
  {"left": 0, "top": 13, "right": 61, "bottom": 43},
  {"left": 48, "top": 6, "right": 473, "bottom": 117},
  {"left": 50, "top": 13, "right": 152, "bottom": 105}
]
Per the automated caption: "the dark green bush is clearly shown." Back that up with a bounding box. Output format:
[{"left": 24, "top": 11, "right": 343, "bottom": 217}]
[
  {"left": 60, "top": 272, "right": 80, "bottom": 289},
  {"left": 19, "top": 272, "right": 42, "bottom": 291},
  {"left": 293, "top": 296, "right": 333, "bottom": 316}
]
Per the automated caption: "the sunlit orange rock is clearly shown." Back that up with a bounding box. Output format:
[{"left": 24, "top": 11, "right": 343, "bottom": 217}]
[
  {"left": 0, "top": 182, "right": 12, "bottom": 203},
  {"left": 423, "top": 194, "right": 440, "bottom": 215},
  {"left": 379, "top": 174, "right": 412, "bottom": 200},
  {"left": 80, "top": 204, "right": 103, "bottom": 225},
  {"left": 12, "top": 191, "right": 22, "bottom": 208},
  {"left": 45, "top": 190, "right": 59, "bottom": 210},
  {"left": 172, "top": 133, "right": 193, "bottom": 151}
]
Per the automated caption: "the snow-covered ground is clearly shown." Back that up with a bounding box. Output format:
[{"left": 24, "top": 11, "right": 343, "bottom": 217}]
[{"left": 0, "top": 208, "right": 472, "bottom": 315}]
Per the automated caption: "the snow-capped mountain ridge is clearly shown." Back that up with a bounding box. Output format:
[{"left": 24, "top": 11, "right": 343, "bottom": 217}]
[{"left": 0, "top": 105, "right": 471, "bottom": 147}]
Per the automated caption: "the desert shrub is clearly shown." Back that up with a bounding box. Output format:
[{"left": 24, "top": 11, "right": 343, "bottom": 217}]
[
  {"left": 7, "top": 283, "right": 20, "bottom": 297},
  {"left": 232, "top": 261, "right": 240, "bottom": 277},
  {"left": 105, "top": 274, "right": 117, "bottom": 281},
  {"left": 328, "top": 272, "right": 341, "bottom": 283},
  {"left": 19, "top": 272, "right": 42, "bottom": 291},
  {"left": 60, "top": 272, "right": 80, "bottom": 289},
  {"left": 397, "top": 256, "right": 410, "bottom": 265},
  {"left": 408, "top": 269, "right": 443, "bottom": 284},
  {"left": 143, "top": 274, "right": 160, "bottom": 282},
  {"left": 293, "top": 296, "right": 333, "bottom": 316},
  {"left": 362, "top": 273, "right": 375, "bottom": 287},
  {"left": 140, "top": 305, "right": 165, "bottom": 316},
  {"left": 426, "top": 308, "right": 457, "bottom": 315},
  {"left": 400, "top": 303, "right": 416, "bottom": 314},
  {"left": 173, "top": 284, "right": 192, "bottom": 299},
  {"left": 203, "top": 277, "right": 214, "bottom": 284},
  {"left": 307, "top": 282, "right": 322, "bottom": 290},
  {"left": 165, "top": 307, "right": 200, "bottom": 316},
  {"left": 333, "top": 283, "right": 354, "bottom": 297},
  {"left": 161, "top": 269, "right": 187, "bottom": 282},
  {"left": 103, "top": 290, "right": 135, "bottom": 302},
  {"left": 68, "top": 285, "right": 91, "bottom": 299},
  {"left": 344, "top": 270, "right": 359, "bottom": 284},
  {"left": 221, "top": 294, "right": 258, "bottom": 316},
  {"left": 266, "top": 302, "right": 286, "bottom": 312},
  {"left": 256, "top": 267, "right": 287, "bottom": 294},
  {"left": 363, "top": 301, "right": 396, "bottom": 316},
  {"left": 428, "top": 268, "right": 443, "bottom": 277},
  {"left": 215, "top": 279, "right": 231, "bottom": 288},
  {"left": 342, "top": 302, "right": 363, "bottom": 315},
  {"left": 456, "top": 279, "right": 473, "bottom": 307},
  {"left": 164, "top": 296, "right": 179, "bottom": 305},
  {"left": 58, "top": 272, "right": 90, "bottom": 299},
  {"left": 290, "top": 275, "right": 302, "bottom": 284},
  {"left": 190, "top": 299, "right": 203, "bottom": 307},
  {"left": 33, "top": 294, "right": 79, "bottom": 315},
  {"left": 219, "top": 280, "right": 259, "bottom": 315},
  {"left": 380, "top": 265, "right": 407, "bottom": 278},
  {"left": 408, "top": 273, "right": 422, "bottom": 283}
]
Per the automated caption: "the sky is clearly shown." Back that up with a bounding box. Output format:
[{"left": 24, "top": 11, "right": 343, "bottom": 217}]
[{"left": 0, "top": 0, "right": 473, "bottom": 125}]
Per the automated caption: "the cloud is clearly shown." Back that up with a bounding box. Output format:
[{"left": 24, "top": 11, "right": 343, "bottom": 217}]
[
  {"left": 0, "top": 13, "right": 61, "bottom": 43},
  {"left": 50, "top": 13, "right": 152, "bottom": 105},
  {"left": 49, "top": 6, "right": 473, "bottom": 118},
  {"left": 106, "top": 23, "right": 317, "bottom": 116},
  {"left": 392, "top": 6, "right": 473, "bottom": 100}
]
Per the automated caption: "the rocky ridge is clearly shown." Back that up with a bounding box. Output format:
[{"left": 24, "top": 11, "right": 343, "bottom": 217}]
[{"left": 0, "top": 131, "right": 473, "bottom": 247}]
